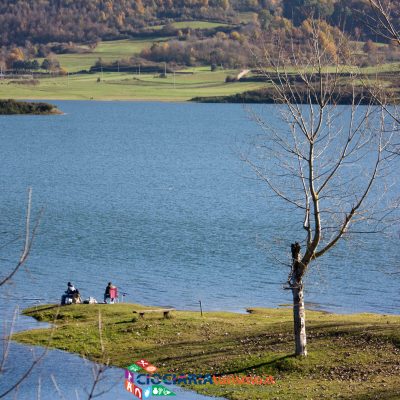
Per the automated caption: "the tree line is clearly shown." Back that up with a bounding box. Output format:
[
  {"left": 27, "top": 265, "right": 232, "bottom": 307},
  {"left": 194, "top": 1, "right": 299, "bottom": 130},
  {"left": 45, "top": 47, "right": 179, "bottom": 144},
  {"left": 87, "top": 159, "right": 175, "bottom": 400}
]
[
  {"left": 0, "top": 0, "right": 398, "bottom": 47},
  {"left": 139, "top": 18, "right": 400, "bottom": 68}
]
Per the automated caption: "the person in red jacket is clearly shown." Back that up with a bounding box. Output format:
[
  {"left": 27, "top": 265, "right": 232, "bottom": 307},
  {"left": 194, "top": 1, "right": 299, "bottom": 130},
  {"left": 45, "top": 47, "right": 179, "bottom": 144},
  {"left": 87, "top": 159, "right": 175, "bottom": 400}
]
[{"left": 104, "top": 282, "right": 116, "bottom": 303}]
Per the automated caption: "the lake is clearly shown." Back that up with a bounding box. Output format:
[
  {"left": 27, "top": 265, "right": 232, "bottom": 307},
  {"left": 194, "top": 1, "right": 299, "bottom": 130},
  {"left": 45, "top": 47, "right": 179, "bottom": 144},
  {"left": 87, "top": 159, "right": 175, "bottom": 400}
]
[{"left": 0, "top": 101, "right": 399, "bottom": 399}]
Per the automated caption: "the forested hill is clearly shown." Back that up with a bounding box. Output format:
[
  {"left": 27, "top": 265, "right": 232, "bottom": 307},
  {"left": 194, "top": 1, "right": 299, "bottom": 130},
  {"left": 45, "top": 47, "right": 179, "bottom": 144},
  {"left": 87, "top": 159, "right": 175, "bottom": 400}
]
[{"left": 0, "top": 0, "right": 398, "bottom": 46}]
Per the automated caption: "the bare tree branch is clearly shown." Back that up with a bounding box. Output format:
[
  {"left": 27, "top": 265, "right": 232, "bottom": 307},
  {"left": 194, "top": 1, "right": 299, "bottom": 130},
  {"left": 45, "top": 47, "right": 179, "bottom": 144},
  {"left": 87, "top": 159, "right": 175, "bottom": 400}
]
[
  {"left": 85, "top": 311, "right": 111, "bottom": 400},
  {"left": 367, "top": 0, "right": 400, "bottom": 45},
  {"left": 0, "top": 308, "right": 59, "bottom": 400},
  {"left": 0, "top": 188, "right": 43, "bottom": 287}
]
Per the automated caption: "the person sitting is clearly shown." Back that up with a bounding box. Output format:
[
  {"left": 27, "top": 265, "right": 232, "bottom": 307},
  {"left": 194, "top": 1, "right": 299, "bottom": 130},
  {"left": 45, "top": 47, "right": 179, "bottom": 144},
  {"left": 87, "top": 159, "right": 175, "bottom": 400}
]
[
  {"left": 104, "top": 282, "right": 116, "bottom": 304},
  {"left": 66, "top": 282, "right": 77, "bottom": 295},
  {"left": 61, "top": 282, "right": 81, "bottom": 305}
]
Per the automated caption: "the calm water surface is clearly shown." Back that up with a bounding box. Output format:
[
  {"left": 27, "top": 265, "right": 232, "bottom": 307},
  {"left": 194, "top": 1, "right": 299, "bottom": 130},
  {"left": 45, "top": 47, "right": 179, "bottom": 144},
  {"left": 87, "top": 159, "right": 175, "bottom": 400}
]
[{"left": 0, "top": 101, "right": 398, "bottom": 399}]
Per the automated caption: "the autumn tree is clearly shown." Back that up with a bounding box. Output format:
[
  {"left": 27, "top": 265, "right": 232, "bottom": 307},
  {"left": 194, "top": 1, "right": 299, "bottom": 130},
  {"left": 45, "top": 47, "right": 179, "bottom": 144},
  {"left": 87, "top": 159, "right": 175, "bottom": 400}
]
[
  {"left": 135, "top": 0, "right": 145, "bottom": 14},
  {"left": 6, "top": 48, "right": 24, "bottom": 68}
]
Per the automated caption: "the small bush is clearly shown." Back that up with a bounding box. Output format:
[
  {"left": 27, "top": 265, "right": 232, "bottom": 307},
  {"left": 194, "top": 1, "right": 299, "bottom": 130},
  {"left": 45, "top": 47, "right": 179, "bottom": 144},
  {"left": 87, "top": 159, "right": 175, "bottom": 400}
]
[
  {"left": 225, "top": 75, "right": 237, "bottom": 83},
  {"left": 0, "top": 99, "right": 58, "bottom": 115},
  {"left": 8, "top": 79, "right": 40, "bottom": 85}
]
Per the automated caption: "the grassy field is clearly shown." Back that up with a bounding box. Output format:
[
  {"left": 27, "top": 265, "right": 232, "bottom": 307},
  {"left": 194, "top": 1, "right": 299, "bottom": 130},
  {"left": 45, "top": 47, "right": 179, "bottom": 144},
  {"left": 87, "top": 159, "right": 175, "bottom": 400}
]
[
  {"left": 37, "top": 38, "right": 168, "bottom": 73},
  {"left": 51, "top": 38, "right": 399, "bottom": 75},
  {"left": 2, "top": 64, "right": 399, "bottom": 102},
  {"left": 149, "top": 20, "right": 232, "bottom": 31},
  {"left": 0, "top": 70, "right": 264, "bottom": 101},
  {"left": 2, "top": 34, "right": 398, "bottom": 102},
  {"left": 13, "top": 303, "right": 400, "bottom": 400},
  {"left": 0, "top": 36, "right": 265, "bottom": 101},
  {"left": 37, "top": 21, "right": 229, "bottom": 73}
]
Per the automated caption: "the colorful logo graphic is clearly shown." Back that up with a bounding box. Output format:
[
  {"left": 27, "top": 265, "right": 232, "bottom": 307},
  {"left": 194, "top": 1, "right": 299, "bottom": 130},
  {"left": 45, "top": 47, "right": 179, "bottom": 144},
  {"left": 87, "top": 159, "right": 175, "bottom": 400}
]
[
  {"left": 127, "top": 364, "right": 143, "bottom": 373},
  {"left": 124, "top": 360, "right": 175, "bottom": 399},
  {"left": 124, "top": 359, "right": 275, "bottom": 398},
  {"left": 135, "top": 359, "right": 158, "bottom": 373}
]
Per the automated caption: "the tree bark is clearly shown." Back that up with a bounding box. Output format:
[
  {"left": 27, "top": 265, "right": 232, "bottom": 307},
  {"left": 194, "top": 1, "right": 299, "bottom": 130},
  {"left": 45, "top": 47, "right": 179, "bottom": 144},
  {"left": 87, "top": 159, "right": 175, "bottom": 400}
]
[
  {"left": 290, "top": 242, "right": 307, "bottom": 356},
  {"left": 292, "top": 284, "right": 307, "bottom": 356}
]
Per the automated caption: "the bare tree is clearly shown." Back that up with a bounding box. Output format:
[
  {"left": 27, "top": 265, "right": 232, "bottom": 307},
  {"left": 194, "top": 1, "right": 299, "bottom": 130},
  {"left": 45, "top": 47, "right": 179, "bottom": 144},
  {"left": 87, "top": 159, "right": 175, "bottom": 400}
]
[
  {"left": 244, "top": 23, "right": 398, "bottom": 356},
  {"left": 0, "top": 308, "right": 54, "bottom": 399},
  {"left": 85, "top": 311, "right": 112, "bottom": 400},
  {"left": 367, "top": 0, "right": 400, "bottom": 45},
  {"left": 0, "top": 188, "right": 41, "bottom": 287},
  {"left": 0, "top": 188, "right": 48, "bottom": 398}
]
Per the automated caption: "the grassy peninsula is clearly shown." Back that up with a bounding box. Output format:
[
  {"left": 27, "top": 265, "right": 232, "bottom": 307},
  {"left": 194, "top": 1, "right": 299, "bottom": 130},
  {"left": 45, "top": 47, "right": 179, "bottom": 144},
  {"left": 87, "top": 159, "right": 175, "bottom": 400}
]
[
  {"left": 13, "top": 304, "right": 400, "bottom": 400},
  {"left": 0, "top": 99, "right": 61, "bottom": 115}
]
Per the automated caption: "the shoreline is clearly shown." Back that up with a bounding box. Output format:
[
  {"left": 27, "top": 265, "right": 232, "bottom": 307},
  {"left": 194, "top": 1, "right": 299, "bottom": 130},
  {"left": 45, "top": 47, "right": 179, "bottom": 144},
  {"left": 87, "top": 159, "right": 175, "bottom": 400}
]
[
  {"left": 2, "top": 95, "right": 398, "bottom": 105},
  {"left": 0, "top": 96, "right": 191, "bottom": 103},
  {"left": 13, "top": 303, "right": 400, "bottom": 400},
  {"left": 2, "top": 96, "right": 399, "bottom": 107}
]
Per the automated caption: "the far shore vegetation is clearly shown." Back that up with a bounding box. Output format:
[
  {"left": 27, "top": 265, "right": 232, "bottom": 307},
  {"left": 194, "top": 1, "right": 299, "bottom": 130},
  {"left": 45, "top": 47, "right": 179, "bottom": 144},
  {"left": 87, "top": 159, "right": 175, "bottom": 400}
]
[
  {"left": 0, "top": 8, "right": 399, "bottom": 103},
  {"left": 0, "top": 99, "right": 61, "bottom": 115},
  {"left": 13, "top": 303, "right": 400, "bottom": 400},
  {"left": 192, "top": 74, "right": 400, "bottom": 104}
]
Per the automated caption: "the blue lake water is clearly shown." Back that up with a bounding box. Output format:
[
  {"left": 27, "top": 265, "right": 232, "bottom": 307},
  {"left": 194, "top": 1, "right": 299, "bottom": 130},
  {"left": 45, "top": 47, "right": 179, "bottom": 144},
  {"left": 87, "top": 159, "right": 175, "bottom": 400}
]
[{"left": 0, "top": 101, "right": 399, "bottom": 399}]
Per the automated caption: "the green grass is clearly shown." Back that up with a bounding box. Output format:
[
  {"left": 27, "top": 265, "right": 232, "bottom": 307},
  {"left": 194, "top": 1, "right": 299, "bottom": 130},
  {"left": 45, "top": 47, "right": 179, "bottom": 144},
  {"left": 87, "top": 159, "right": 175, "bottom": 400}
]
[
  {"left": 13, "top": 304, "right": 400, "bottom": 400},
  {"left": 41, "top": 38, "right": 168, "bottom": 72},
  {"left": 0, "top": 70, "right": 264, "bottom": 101},
  {"left": 172, "top": 21, "right": 231, "bottom": 29},
  {"left": 46, "top": 27, "right": 231, "bottom": 72},
  {"left": 53, "top": 37, "right": 399, "bottom": 75},
  {"left": 357, "top": 62, "right": 400, "bottom": 74},
  {"left": 150, "top": 20, "right": 231, "bottom": 31},
  {"left": 2, "top": 64, "right": 398, "bottom": 102}
]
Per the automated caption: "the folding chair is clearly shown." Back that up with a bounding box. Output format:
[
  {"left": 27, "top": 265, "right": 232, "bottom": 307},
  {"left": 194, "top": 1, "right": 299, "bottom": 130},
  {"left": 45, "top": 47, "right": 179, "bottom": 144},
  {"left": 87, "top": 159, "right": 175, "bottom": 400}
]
[{"left": 109, "top": 287, "right": 119, "bottom": 304}]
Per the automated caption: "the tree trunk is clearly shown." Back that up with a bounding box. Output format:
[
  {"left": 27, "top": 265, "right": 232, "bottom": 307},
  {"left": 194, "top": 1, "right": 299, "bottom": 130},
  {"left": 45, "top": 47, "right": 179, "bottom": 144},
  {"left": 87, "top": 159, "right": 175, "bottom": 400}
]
[{"left": 292, "top": 284, "right": 307, "bottom": 356}]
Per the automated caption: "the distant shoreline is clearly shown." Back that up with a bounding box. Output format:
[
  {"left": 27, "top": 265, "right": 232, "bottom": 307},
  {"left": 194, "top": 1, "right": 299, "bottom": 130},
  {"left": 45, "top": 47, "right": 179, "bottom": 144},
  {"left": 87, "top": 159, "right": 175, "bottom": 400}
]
[
  {"left": 1, "top": 91, "right": 397, "bottom": 105},
  {"left": 191, "top": 88, "right": 400, "bottom": 105}
]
